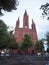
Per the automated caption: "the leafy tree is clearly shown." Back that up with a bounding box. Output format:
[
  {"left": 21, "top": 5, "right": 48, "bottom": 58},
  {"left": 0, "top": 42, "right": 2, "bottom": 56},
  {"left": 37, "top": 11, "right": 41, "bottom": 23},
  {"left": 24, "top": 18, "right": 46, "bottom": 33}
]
[
  {"left": 7, "top": 31, "right": 18, "bottom": 49},
  {"left": 40, "top": 3, "right": 49, "bottom": 20},
  {"left": 0, "top": 20, "right": 7, "bottom": 32},
  {"left": 21, "top": 34, "right": 33, "bottom": 53},
  {"left": 0, "top": 20, "right": 8, "bottom": 49},
  {"left": 47, "top": 47, "right": 49, "bottom": 53},
  {"left": 35, "top": 40, "right": 44, "bottom": 52},
  {"left": 46, "top": 32, "right": 49, "bottom": 44},
  {"left": 0, "top": 20, "right": 18, "bottom": 50},
  {"left": 7, "top": 39, "right": 18, "bottom": 49},
  {"left": 46, "top": 32, "right": 49, "bottom": 50},
  {"left": 0, "top": 0, "right": 19, "bottom": 15}
]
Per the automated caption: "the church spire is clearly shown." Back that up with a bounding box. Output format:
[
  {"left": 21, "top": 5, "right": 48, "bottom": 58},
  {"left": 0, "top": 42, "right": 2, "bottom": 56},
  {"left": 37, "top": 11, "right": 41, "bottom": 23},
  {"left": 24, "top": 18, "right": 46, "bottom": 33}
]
[
  {"left": 32, "top": 19, "right": 35, "bottom": 24},
  {"left": 23, "top": 10, "right": 29, "bottom": 28},
  {"left": 24, "top": 10, "right": 27, "bottom": 16},
  {"left": 31, "top": 19, "right": 36, "bottom": 31},
  {"left": 15, "top": 17, "right": 20, "bottom": 29}
]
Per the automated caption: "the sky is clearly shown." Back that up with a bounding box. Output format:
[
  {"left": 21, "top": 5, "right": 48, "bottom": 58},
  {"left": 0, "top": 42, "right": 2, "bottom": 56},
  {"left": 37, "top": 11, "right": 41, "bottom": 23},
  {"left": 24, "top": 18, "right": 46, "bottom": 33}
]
[{"left": 0, "top": 0, "right": 49, "bottom": 40}]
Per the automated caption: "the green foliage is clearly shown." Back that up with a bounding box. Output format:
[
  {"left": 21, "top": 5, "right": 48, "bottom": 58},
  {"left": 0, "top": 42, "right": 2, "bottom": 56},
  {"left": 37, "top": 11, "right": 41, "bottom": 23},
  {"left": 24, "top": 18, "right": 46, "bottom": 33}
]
[
  {"left": 7, "top": 40, "right": 18, "bottom": 49},
  {"left": 0, "top": 20, "right": 18, "bottom": 50},
  {"left": 7, "top": 32, "right": 18, "bottom": 49},
  {"left": 35, "top": 40, "right": 44, "bottom": 52},
  {"left": 46, "top": 32, "right": 49, "bottom": 44},
  {"left": 47, "top": 48, "right": 49, "bottom": 53},
  {"left": 0, "top": 20, "right": 7, "bottom": 31},
  {"left": 0, "top": 20, "right": 8, "bottom": 49},
  {"left": 40, "top": 3, "right": 49, "bottom": 20},
  {"left": 0, "top": 0, "right": 19, "bottom": 15},
  {"left": 21, "top": 34, "right": 33, "bottom": 51}
]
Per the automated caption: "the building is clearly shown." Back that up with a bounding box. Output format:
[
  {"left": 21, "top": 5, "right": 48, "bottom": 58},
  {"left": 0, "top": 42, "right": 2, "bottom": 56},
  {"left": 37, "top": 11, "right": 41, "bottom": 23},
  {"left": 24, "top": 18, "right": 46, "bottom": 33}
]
[{"left": 14, "top": 10, "right": 38, "bottom": 46}]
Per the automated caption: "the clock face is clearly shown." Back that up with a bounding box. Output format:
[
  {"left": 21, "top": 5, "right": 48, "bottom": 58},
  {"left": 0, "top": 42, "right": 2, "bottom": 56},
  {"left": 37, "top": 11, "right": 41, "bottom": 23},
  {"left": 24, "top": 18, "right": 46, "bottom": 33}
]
[{"left": 25, "top": 26, "right": 27, "bottom": 28}]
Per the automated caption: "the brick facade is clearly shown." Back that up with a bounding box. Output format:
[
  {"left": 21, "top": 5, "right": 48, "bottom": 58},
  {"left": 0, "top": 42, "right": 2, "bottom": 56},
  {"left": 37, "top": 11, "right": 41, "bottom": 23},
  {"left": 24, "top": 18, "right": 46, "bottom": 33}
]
[{"left": 14, "top": 10, "right": 38, "bottom": 45}]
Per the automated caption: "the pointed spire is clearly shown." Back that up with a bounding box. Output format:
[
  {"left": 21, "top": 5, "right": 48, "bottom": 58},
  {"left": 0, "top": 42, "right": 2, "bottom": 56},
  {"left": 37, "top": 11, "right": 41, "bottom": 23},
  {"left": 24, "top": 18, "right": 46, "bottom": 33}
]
[
  {"left": 32, "top": 19, "right": 34, "bottom": 24},
  {"left": 17, "top": 17, "right": 19, "bottom": 26},
  {"left": 18, "top": 17, "right": 19, "bottom": 22},
  {"left": 32, "top": 19, "right": 35, "bottom": 30},
  {"left": 24, "top": 10, "right": 27, "bottom": 16},
  {"left": 15, "top": 17, "right": 20, "bottom": 29},
  {"left": 23, "top": 10, "right": 29, "bottom": 28}
]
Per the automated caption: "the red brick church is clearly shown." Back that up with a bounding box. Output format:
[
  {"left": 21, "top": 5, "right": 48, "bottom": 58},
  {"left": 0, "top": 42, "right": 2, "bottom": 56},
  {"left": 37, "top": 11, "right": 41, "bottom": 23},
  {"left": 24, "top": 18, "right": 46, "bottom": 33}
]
[{"left": 14, "top": 10, "right": 38, "bottom": 45}]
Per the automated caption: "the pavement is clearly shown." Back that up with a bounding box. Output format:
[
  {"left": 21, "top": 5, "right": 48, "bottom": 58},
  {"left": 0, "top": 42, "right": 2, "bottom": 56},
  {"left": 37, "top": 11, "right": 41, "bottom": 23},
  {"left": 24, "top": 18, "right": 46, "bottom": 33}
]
[{"left": 0, "top": 54, "right": 49, "bottom": 65}]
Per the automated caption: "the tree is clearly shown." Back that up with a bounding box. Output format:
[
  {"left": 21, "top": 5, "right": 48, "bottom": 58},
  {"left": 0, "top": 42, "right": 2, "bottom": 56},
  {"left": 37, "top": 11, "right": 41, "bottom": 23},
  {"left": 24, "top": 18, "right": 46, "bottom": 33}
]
[
  {"left": 7, "top": 38, "right": 18, "bottom": 49},
  {"left": 0, "top": 0, "right": 19, "bottom": 15},
  {"left": 0, "top": 20, "right": 8, "bottom": 49},
  {"left": 40, "top": 3, "right": 49, "bottom": 20},
  {"left": 47, "top": 47, "right": 49, "bottom": 53},
  {"left": 46, "top": 32, "right": 49, "bottom": 50},
  {"left": 21, "top": 34, "right": 33, "bottom": 53},
  {"left": 0, "top": 20, "right": 18, "bottom": 50},
  {"left": 35, "top": 40, "right": 44, "bottom": 52},
  {"left": 7, "top": 31, "right": 18, "bottom": 49},
  {"left": 46, "top": 32, "right": 49, "bottom": 44}
]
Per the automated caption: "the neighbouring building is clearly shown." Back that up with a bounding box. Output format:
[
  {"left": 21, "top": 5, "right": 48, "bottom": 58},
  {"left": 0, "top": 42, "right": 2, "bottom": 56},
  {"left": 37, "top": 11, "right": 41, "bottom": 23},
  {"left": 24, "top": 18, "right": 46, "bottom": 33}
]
[{"left": 14, "top": 10, "right": 38, "bottom": 46}]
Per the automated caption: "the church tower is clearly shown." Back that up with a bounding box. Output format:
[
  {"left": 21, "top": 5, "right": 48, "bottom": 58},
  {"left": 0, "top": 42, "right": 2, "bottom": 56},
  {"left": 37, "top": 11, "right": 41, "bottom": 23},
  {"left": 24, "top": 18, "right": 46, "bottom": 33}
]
[
  {"left": 15, "top": 17, "right": 20, "bottom": 30},
  {"left": 14, "top": 18, "right": 20, "bottom": 40},
  {"left": 32, "top": 19, "right": 36, "bottom": 31},
  {"left": 23, "top": 10, "right": 29, "bottom": 28},
  {"left": 31, "top": 19, "right": 38, "bottom": 43}
]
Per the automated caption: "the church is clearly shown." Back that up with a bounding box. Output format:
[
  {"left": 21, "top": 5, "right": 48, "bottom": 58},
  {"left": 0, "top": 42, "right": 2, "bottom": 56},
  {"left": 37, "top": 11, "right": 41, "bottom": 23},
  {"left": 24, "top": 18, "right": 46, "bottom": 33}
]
[{"left": 14, "top": 10, "right": 38, "bottom": 45}]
